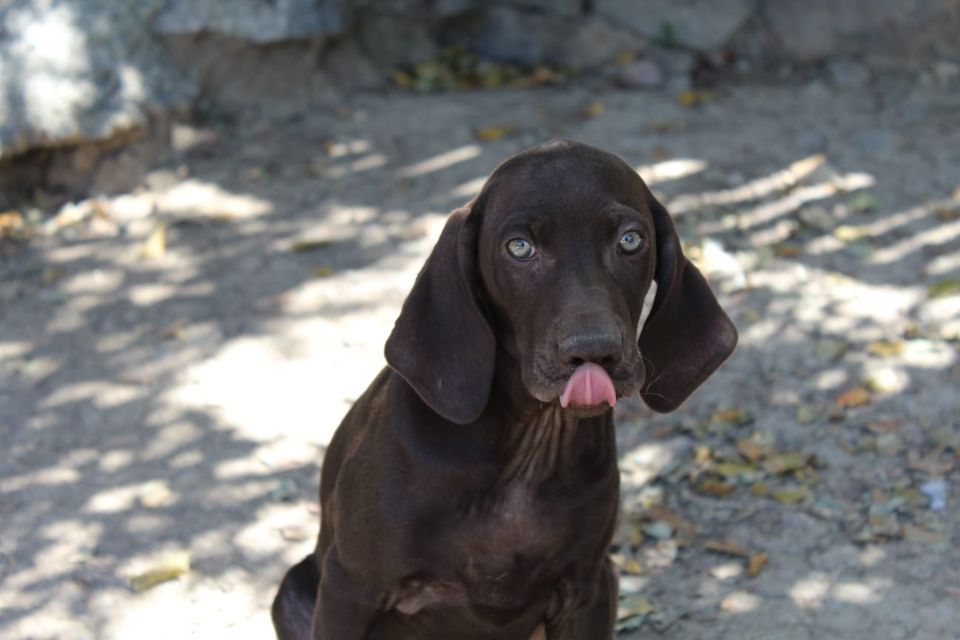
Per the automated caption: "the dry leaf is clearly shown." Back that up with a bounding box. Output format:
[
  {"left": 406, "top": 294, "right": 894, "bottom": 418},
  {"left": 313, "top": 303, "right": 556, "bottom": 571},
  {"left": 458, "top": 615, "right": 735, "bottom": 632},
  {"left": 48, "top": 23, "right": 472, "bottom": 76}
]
[
  {"left": 764, "top": 452, "right": 811, "bottom": 475},
  {"left": 771, "top": 486, "right": 811, "bottom": 504},
  {"left": 867, "top": 340, "right": 905, "bottom": 357},
  {"left": 774, "top": 244, "right": 802, "bottom": 258},
  {"left": 695, "top": 478, "right": 734, "bottom": 498},
  {"left": 928, "top": 279, "right": 960, "bottom": 299},
  {"left": 644, "top": 506, "right": 697, "bottom": 542},
  {"left": 292, "top": 239, "right": 333, "bottom": 253},
  {"left": 747, "top": 552, "right": 769, "bottom": 577},
  {"left": 139, "top": 223, "right": 167, "bottom": 259},
  {"left": 581, "top": 101, "right": 606, "bottom": 118},
  {"left": 129, "top": 552, "right": 190, "bottom": 592},
  {"left": 712, "top": 408, "right": 753, "bottom": 426},
  {"left": 704, "top": 538, "right": 750, "bottom": 557},
  {"left": 737, "top": 439, "right": 768, "bottom": 463},
  {"left": 713, "top": 461, "right": 757, "bottom": 478},
  {"left": 0, "top": 210, "right": 24, "bottom": 237},
  {"left": 475, "top": 126, "right": 517, "bottom": 141},
  {"left": 836, "top": 387, "right": 872, "bottom": 408},
  {"left": 312, "top": 265, "right": 335, "bottom": 278}
]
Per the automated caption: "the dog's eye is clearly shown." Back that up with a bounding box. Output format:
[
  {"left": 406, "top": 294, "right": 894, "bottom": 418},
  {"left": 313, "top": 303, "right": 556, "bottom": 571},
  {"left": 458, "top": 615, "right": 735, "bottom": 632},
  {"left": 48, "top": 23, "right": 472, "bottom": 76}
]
[
  {"left": 618, "top": 230, "right": 644, "bottom": 254},
  {"left": 506, "top": 238, "right": 535, "bottom": 260}
]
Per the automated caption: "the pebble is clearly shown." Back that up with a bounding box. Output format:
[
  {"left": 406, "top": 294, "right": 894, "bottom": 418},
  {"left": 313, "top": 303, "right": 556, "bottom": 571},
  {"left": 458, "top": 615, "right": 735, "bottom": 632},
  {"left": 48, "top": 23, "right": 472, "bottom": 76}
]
[
  {"left": 920, "top": 480, "right": 948, "bottom": 511},
  {"left": 616, "top": 59, "right": 664, "bottom": 89}
]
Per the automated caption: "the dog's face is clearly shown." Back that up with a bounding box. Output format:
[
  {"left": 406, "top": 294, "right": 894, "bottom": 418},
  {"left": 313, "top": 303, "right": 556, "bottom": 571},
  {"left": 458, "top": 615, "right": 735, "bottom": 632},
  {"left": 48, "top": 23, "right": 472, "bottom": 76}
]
[
  {"left": 386, "top": 140, "right": 737, "bottom": 425},
  {"left": 476, "top": 143, "right": 656, "bottom": 417}
]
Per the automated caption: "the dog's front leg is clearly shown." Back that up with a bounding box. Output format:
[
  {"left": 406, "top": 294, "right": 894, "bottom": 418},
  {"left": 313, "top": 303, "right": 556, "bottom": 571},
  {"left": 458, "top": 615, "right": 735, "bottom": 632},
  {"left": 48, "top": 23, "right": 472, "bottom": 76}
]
[{"left": 311, "top": 546, "right": 385, "bottom": 640}]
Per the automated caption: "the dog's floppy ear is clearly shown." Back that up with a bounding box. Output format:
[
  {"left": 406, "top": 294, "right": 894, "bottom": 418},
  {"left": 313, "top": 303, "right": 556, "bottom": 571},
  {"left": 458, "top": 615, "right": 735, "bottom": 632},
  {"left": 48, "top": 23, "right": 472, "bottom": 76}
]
[
  {"left": 385, "top": 205, "right": 495, "bottom": 424},
  {"left": 639, "top": 196, "right": 738, "bottom": 413}
]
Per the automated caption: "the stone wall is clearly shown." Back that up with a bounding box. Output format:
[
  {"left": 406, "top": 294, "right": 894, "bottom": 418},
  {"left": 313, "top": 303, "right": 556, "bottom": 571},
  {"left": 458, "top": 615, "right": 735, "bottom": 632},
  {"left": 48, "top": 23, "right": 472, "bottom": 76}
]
[{"left": 2, "top": 0, "right": 959, "bottom": 199}]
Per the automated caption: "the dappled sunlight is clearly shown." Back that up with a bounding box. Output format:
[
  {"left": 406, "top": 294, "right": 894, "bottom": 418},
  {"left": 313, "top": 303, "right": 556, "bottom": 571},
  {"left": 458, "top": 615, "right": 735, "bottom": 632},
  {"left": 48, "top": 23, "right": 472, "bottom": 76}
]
[
  {"left": 397, "top": 144, "right": 482, "bottom": 178},
  {"left": 635, "top": 158, "right": 707, "bottom": 185}
]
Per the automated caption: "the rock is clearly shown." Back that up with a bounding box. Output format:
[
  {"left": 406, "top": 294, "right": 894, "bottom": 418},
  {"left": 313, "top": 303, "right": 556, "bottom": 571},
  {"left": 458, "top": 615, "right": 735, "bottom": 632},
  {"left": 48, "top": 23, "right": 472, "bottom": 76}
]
[
  {"left": 442, "top": 8, "right": 639, "bottom": 69},
  {"left": 827, "top": 59, "right": 871, "bottom": 87},
  {"left": 598, "top": 0, "right": 753, "bottom": 51},
  {"left": 355, "top": 9, "right": 436, "bottom": 68},
  {"left": 0, "top": 0, "right": 194, "bottom": 159},
  {"left": 615, "top": 59, "right": 664, "bottom": 88},
  {"left": 764, "top": 0, "right": 960, "bottom": 62},
  {"left": 153, "top": 0, "right": 342, "bottom": 43}
]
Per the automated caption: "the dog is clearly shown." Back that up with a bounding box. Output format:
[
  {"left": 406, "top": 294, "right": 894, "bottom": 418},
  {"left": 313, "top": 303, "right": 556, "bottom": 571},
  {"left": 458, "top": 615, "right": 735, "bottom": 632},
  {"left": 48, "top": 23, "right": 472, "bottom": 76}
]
[{"left": 272, "top": 140, "right": 737, "bottom": 639}]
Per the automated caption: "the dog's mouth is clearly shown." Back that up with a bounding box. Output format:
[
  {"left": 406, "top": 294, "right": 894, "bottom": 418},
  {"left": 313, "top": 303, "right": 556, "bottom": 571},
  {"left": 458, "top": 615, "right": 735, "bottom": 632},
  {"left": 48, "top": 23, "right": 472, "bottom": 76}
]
[
  {"left": 559, "top": 363, "right": 617, "bottom": 409},
  {"left": 526, "top": 359, "right": 643, "bottom": 417}
]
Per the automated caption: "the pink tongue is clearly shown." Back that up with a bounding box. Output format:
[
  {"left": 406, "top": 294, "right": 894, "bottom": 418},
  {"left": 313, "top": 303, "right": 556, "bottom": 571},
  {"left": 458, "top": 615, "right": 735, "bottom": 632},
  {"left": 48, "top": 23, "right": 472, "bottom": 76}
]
[{"left": 559, "top": 363, "right": 617, "bottom": 409}]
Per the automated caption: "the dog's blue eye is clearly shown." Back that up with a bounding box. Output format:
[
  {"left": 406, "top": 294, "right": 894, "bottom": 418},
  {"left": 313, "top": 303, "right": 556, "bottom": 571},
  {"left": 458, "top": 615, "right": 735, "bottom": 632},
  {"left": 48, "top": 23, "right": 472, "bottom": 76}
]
[
  {"left": 506, "top": 238, "right": 535, "bottom": 260},
  {"left": 618, "top": 230, "right": 644, "bottom": 254}
]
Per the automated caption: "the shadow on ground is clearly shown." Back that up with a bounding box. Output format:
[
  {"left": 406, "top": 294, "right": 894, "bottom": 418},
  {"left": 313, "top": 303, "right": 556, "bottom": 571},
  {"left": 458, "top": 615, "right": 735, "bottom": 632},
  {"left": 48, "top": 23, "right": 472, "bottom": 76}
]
[{"left": 1, "top": 84, "right": 958, "bottom": 638}]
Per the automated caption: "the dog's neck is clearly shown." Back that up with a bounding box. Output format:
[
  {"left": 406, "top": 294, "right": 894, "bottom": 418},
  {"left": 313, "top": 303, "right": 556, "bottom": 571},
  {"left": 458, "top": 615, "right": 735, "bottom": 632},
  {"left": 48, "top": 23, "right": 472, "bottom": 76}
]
[{"left": 488, "top": 348, "right": 616, "bottom": 489}]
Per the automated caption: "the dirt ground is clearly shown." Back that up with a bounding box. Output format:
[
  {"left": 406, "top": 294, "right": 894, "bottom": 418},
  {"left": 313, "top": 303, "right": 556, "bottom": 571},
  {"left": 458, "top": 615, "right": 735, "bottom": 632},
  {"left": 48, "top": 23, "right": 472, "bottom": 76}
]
[{"left": 2, "top": 74, "right": 959, "bottom": 639}]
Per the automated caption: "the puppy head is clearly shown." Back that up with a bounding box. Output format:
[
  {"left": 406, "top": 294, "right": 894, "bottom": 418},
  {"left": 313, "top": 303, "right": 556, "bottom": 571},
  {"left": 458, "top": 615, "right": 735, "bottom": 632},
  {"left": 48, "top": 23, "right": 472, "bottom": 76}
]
[{"left": 386, "top": 140, "right": 737, "bottom": 424}]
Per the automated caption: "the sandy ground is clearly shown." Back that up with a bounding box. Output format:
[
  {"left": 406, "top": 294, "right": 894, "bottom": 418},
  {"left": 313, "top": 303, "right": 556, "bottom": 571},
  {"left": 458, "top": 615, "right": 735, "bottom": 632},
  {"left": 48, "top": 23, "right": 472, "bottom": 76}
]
[{"left": 1, "top": 77, "right": 959, "bottom": 639}]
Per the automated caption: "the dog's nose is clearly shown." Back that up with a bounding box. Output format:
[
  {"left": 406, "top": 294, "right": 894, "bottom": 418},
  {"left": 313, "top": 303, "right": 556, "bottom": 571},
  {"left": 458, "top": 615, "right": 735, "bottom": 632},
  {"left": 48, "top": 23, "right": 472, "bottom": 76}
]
[{"left": 558, "top": 331, "right": 622, "bottom": 367}]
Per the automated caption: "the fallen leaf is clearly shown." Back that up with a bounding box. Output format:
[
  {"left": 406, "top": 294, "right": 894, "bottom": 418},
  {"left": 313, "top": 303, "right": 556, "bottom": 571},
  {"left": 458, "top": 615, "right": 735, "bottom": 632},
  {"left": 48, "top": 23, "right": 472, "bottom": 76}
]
[
  {"left": 867, "top": 340, "right": 905, "bottom": 357},
  {"left": 935, "top": 208, "right": 958, "bottom": 221},
  {"left": 694, "top": 478, "right": 734, "bottom": 498},
  {"left": 764, "top": 452, "right": 811, "bottom": 475},
  {"left": 848, "top": 191, "right": 880, "bottom": 213},
  {"left": 816, "top": 339, "right": 849, "bottom": 362},
  {"left": 795, "top": 404, "right": 821, "bottom": 424},
  {"left": 644, "top": 506, "right": 697, "bottom": 542},
  {"left": 678, "top": 90, "right": 706, "bottom": 108},
  {"left": 139, "top": 223, "right": 167, "bottom": 259},
  {"left": 0, "top": 210, "right": 24, "bottom": 238},
  {"left": 774, "top": 244, "right": 802, "bottom": 258},
  {"left": 475, "top": 125, "right": 517, "bottom": 141},
  {"left": 713, "top": 461, "right": 758, "bottom": 479},
  {"left": 312, "top": 265, "right": 335, "bottom": 278},
  {"left": 292, "top": 239, "right": 334, "bottom": 253},
  {"left": 712, "top": 408, "right": 753, "bottom": 426},
  {"left": 747, "top": 552, "right": 769, "bottom": 577},
  {"left": 836, "top": 387, "right": 872, "bottom": 408},
  {"left": 771, "top": 486, "right": 812, "bottom": 504},
  {"left": 129, "top": 552, "right": 190, "bottom": 592},
  {"left": 617, "top": 593, "right": 655, "bottom": 622},
  {"left": 704, "top": 538, "right": 750, "bottom": 557},
  {"left": 928, "top": 278, "right": 960, "bottom": 299},
  {"left": 581, "top": 101, "right": 605, "bottom": 118},
  {"left": 737, "top": 439, "right": 768, "bottom": 463}
]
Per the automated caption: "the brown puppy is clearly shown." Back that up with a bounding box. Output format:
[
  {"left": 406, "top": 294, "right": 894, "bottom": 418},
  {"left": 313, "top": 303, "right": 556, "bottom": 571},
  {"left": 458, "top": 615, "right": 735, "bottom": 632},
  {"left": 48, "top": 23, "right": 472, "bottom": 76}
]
[{"left": 272, "top": 140, "right": 737, "bottom": 639}]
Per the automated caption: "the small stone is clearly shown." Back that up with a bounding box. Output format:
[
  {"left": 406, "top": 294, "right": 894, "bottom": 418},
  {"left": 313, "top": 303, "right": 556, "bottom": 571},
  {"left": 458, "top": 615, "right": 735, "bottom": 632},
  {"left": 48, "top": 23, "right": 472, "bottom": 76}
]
[
  {"left": 615, "top": 59, "right": 664, "bottom": 89},
  {"left": 875, "top": 432, "right": 903, "bottom": 456},
  {"left": 816, "top": 338, "right": 849, "bottom": 362},
  {"left": 864, "top": 367, "right": 907, "bottom": 394},
  {"left": 798, "top": 206, "right": 837, "bottom": 231},
  {"left": 643, "top": 520, "right": 674, "bottom": 541},
  {"left": 827, "top": 59, "right": 871, "bottom": 87},
  {"left": 932, "top": 61, "right": 960, "bottom": 87},
  {"left": 920, "top": 480, "right": 948, "bottom": 511}
]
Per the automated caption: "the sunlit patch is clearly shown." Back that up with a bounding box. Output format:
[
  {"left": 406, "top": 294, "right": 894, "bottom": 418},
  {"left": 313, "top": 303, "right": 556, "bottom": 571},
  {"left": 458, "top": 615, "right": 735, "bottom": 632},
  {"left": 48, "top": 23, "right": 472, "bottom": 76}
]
[
  {"left": 128, "top": 283, "right": 179, "bottom": 306},
  {"left": 0, "top": 340, "right": 31, "bottom": 359},
  {"left": 720, "top": 590, "right": 761, "bottom": 613},
  {"left": 323, "top": 153, "right": 388, "bottom": 178},
  {"left": 635, "top": 158, "right": 707, "bottom": 185},
  {"left": 157, "top": 179, "right": 273, "bottom": 218},
  {"left": 449, "top": 176, "right": 487, "bottom": 199},
  {"left": 812, "top": 367, "right": 849, "bottom": 391},
  {"left": 325, "top": 139, "right": 371, "bottom": 158},
  {"left": 671, "top": 154, "right": 834, "bottom": 214},
  {"left": 397, "top": 144, "right": 482, "bottom": 178},
  {"left": 789, "top": 573, "right": 830, "bottom": 608},
  {"left": 832, "top": 580, "right": 888, "bottom": 604}
]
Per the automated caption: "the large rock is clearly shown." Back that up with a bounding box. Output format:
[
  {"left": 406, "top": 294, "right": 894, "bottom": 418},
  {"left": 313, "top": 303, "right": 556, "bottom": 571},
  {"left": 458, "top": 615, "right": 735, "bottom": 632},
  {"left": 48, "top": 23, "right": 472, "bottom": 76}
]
[
  {"left": 763, "top": 0, "right": 960, "bottom": 61},
  {"left": 597, "top": 0, "right": 753, "bottom": 50},
  {"left": 441, "top": 7, "right": 641, "bottom": 69},
  {"left": 0, "top": 0, "right": 193, "bottom": 159},
  {"left": 153, "top": 0, "right": 342, "bottom": 43}
]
